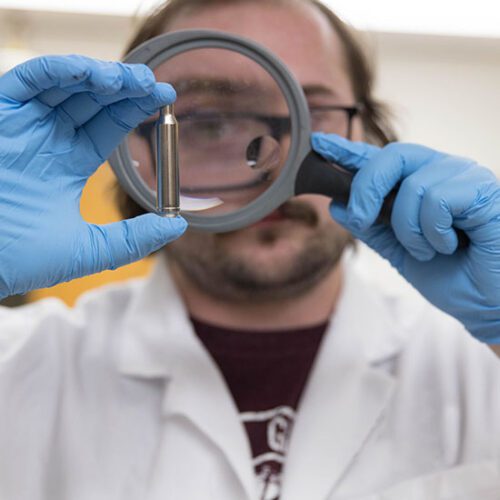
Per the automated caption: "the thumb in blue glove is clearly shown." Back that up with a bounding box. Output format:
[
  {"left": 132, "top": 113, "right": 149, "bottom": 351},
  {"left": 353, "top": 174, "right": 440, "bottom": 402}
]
[
  {"left": 0, "top": 55, "right": 187, "bottom": 299},
  {"left": 312, "top": 132, "right": 500, "bottom": 344}
]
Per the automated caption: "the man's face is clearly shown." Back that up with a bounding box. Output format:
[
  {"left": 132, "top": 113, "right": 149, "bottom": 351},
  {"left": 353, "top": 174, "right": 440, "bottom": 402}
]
[{"left": 163, "top": 1, "right": 363, "bottom": 302}]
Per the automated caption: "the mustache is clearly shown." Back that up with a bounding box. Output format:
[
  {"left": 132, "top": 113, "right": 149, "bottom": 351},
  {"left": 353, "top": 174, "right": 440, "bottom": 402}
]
[{"left": 279, "top": 200, "right": 319, "bottom": 226}]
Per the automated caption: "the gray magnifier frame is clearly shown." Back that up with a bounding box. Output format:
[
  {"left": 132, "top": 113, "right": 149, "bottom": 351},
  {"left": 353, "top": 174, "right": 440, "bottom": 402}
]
[{"left": 109, "top": 29, "right": 312, "bottom": 233}]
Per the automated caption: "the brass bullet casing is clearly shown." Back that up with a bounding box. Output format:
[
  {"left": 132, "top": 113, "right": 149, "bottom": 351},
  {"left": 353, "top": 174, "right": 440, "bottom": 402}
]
[{"left": 156, "top": 104, "right": 180, "bottom": 217}]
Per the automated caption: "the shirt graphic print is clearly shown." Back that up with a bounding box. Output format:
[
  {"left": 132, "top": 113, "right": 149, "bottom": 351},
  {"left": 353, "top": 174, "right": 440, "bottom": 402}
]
[{"left": 241, "top": 406, "right": 296, "bottom": 500}]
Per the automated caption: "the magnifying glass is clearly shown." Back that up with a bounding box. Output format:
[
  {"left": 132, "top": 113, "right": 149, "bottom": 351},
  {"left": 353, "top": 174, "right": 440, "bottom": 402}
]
[{"left": 109, "top": 29, "right": 468, "bottom": 248}]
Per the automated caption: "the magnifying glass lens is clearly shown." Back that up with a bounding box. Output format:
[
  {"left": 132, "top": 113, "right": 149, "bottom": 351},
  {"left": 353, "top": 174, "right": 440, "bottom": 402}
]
[{"left": 127, "top": 47, "right": 291, "bottom": 217}]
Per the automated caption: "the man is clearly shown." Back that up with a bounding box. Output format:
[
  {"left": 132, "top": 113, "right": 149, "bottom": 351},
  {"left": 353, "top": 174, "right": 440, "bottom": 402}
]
[{"left": 0, "top": 0, "right": 499, "bottom": 499}]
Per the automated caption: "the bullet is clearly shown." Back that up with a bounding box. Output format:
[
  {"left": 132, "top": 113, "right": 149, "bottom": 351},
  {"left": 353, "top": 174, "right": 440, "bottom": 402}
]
[{"left": 156, "top": 104, "right": 180, "bottom": 217}]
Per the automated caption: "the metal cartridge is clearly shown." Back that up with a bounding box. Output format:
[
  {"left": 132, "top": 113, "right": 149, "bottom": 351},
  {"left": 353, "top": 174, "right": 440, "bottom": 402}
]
[{"left": 156, "top": 104, "right": 180, "bottom": 217}]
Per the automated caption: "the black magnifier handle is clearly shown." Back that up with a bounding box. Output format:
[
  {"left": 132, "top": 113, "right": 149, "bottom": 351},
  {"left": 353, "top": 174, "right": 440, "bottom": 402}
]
[{"left": 295, "top": 150, "right": 469, "bottom": 249}]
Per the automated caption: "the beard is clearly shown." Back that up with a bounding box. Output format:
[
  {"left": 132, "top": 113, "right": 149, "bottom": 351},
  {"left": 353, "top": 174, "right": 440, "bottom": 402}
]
[{"left": 164, "top": 198, "right": 353, "bottom": 303}]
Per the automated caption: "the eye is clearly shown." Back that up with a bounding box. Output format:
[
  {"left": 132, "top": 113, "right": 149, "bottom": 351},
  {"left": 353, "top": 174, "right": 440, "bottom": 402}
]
[
  {"left": 309, "top": 107, "right": 351, "bottom": 136},
  {"left": 183, "top": 117, "right": 235, "bottom": 144},
  {"left": 197, "top": 119, "right": 228, "bottom": 139}
]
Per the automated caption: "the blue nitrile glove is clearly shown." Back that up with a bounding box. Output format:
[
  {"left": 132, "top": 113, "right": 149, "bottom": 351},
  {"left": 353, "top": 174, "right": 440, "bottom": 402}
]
[
  {"left": 0, "top": 55, "right": 187, "bottom": 300},
  {"left": 312, "top": 133, "right": 500, "bottom": 344}
]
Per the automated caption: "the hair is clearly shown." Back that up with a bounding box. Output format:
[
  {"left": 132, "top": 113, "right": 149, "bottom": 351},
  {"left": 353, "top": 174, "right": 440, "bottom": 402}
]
[{"left": 117, "top": 0, "right": 398, "bottom": 219}]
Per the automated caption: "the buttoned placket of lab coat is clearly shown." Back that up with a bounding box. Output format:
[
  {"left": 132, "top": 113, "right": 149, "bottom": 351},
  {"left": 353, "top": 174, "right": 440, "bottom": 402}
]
[
  {"left": 116, "top": 260, "right": 258, "bottom": 500},
  {"left": 280, "top": 268, "right": 402, "bottom": 500}
]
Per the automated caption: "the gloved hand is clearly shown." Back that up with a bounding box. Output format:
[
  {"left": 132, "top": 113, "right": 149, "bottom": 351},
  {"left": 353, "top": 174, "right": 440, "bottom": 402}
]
[
  {"left": 0, "top": 55, "right": 187, "bottom": 300},
  {"left": 312, "top": 133, "right": 500, "bottom": 344}
]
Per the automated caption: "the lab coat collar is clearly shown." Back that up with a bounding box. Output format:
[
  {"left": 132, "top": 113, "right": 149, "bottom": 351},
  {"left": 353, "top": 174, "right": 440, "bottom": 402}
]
[
  {"left": 117, "top": 254, "right": 404, "bottom": 374},
  {"left": 117, "top": 259, "right": 186, "bottom": 379},
  {"left": 117, "top": 256, "right": 407, "bottom": 500},
  {"left": 117, "top": 258, "right": 257, "bottom": 500},
  {"left": 281, "top": 261, "right": 404, "bottom": 500}
]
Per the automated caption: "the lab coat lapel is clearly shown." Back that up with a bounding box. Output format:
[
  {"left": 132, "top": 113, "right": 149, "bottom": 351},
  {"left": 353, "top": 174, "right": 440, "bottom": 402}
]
[
  {"left": 117, "top": 260, "right": 257, "bottom": 500},
  {"left": 281, "top": 267, "right": 401, "bottom": 500},
  {"left": 159, "top": 332, "right": 257, "bottom": 500}
]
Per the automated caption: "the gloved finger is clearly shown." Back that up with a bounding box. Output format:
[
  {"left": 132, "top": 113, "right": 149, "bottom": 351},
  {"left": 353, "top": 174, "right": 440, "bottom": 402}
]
[
  {"left": 466, "top": 202, "right": 500, "bottom": 252},
  {"left": 311, "top": 132, "right": 379, "bottom": 171},
  {"left": 86, "top": 214, "right": 188, "bottom": 274},
  {"left": 330, "top": 201, "right": 405, "bottom": 273},
  {"left": 37, "top": 62, "right": 156, "bottom": 109},
  {"left": 347, "top": 143, "right": 439, "bottom": 231},
  {"left": 79, "top": 82, "right": 175, "bottom": 165},
  {"left": 48, "top": 65, "right": 159, "bottom": 128},
  {"left": 391, "top": 157, "right": 470, "bottom": 259},
  {"left": 421, "top": 167, "right": 500, "bottom": 247},
  {"left": 35, "top": 87, "right": 72, "bottom": 108},
  {"left": 417, "top": 159, "right": 477, "bottom": 254},
  {"left": 0, "top": 55, "right": 154, "bottom": 103}
]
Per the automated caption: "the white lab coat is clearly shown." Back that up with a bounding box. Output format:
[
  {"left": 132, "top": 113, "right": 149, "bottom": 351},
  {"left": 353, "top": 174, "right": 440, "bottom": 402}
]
[{"left": 0, "top": 258, "right": 499, "bottom": 500}]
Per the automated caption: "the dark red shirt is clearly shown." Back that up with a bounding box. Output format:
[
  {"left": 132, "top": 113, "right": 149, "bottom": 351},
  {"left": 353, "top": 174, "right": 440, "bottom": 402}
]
[{"left": 192, "top": 317, "right": 327, "bottom": 500}]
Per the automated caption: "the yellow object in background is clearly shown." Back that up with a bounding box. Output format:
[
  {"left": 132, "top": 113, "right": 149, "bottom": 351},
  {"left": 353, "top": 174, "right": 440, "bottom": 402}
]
[{"left": 29, "top": 163, "right": 153, "bottom": 307}]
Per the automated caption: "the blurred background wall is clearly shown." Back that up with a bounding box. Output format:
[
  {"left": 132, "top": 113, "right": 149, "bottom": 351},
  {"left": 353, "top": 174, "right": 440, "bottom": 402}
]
[{"left": 0, "top": 1, "right": 499, "bottom": 305}]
